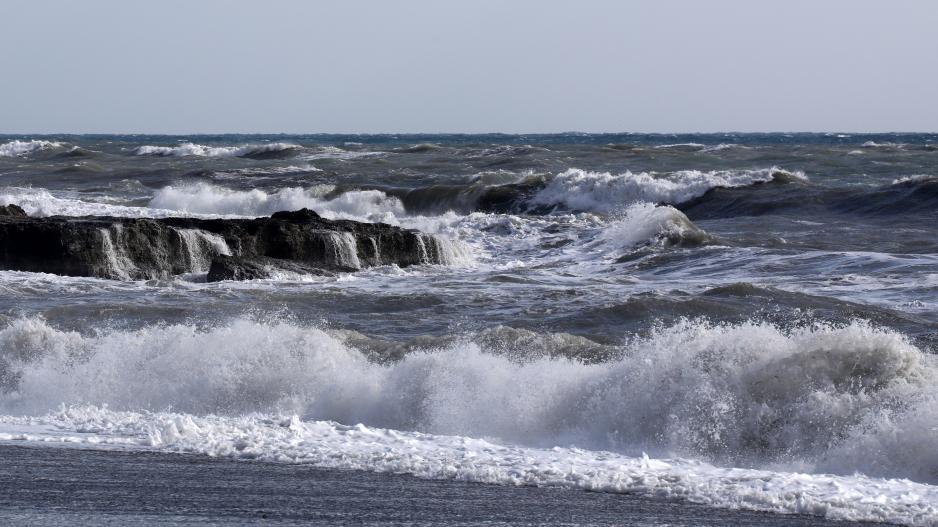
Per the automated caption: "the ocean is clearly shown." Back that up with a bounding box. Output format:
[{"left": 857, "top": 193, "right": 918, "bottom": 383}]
[{"left": 1, "top": 133, "right": 937, "bottom": 524}]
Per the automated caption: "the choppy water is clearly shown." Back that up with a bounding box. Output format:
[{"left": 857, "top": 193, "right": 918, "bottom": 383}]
[{"left": 2, "top": 133, "right": 938, "bottom": 525}]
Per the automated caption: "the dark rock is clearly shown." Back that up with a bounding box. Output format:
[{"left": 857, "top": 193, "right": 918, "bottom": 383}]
[
  {"left": 0, "top": 204, "right": 27, "bottom": 218},
  {"left": 0, "top": 207, "right": 450, "bottom": 281},
  {"left": 207, "top": 255, "right": 270, "bottom": 281},
  {"left": 270, "top": 208, "right": 321, "bottom": 221},
  {"left": 207, "top": 255, "right": 336, "bottom": 282}
]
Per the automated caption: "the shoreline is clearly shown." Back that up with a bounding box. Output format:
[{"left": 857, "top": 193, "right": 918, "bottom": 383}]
[{"left": 0, "top": 443, "right": 889, "bottom": 526}]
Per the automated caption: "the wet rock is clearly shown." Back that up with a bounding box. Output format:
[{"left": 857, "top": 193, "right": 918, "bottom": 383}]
[
  {"left": 269, "top": 208, "right": 321, "bottom": 222},
  {"left": 207, "top": 255, "right": 270, "bottom": 281},
  {"left": 206, "top": 255, "right": 336, "bottom": 282},
  {"left": 0, "top": 207, "right": 442, "bottom": 281},
  {"left": 0, "top": 204, "right": 28, "bottom": 218}
]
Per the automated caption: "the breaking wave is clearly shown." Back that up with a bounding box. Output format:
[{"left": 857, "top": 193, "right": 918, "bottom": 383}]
[
  {"left": 0, "top": 187, "right": 176, "bottom": 218},
  {"left": 592, "top": 203, "right": 711, "bottom": 250},
  {"left": 0, "top": 140, "right": 62, "bottom": 157},
  {"left": 359, "top": 167, "right": 805, "bottom": 216},
  {"left": 149, "top": 182, "right": 406, "bottom": 223},
  {"left": 0, "top": 316, "right": 935, "bottom": 485},
  {"left": 133, "top": 142, "right": 301, "bottom": 159},
  {"left": 528, "top": 167, "right": 805, "bottom": 213},
  {"left": 0, "top": 187, "right": 208, "bottom": 218}
]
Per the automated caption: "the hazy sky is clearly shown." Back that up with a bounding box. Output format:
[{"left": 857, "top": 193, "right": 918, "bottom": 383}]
[{"left": 2, "top": 0, "right": 936, "bottom": 133}]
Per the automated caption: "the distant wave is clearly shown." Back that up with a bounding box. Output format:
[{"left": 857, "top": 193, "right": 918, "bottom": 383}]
[
  {"left": 701, "top": 143, "right": 750, "bottom": 152},
  {"left": 56, "top": 146, "right": 96, "bottom": 159},
  {"left": 0, "top": 140, "right": 62, "bottom": 157},
  {"left": 10, "top": 166, "right": 927, "bottom": 235},
  {"left": 527, "top": 167, "right": 804, "bottom": 214},
  {"left": 301, "top": 146, "right": 387, "bottom": 161},
  {"left": 647, "top": 143, "right": 748, "bottom": 153},
  {"left": 834, "top": 174, "right": 938, "bottom": 215},
  {"left": 366, "top": 168, "right": 804, "bottom": 216},
  {"left": 678, "top": 172, "right": 938, "bottom": 219},
  {"left": 862, "top": 140, "right": 906, "bottom": 149},
  {"left": 891, "top": 174, "right": 936, "bottom": 185},
  {"left": 390, "top": 143, "right": 442, "bottom": 154},
  {"left": 653, "top": 142, "right": 705, "bottom": 150},
  {"left": 133, "top": 142, "right": 301, "bottom": 159},
  {"left": 159, "top": 167, "right": 803, "bottom": 220},
  {"left": 149, "top": 182, "right": 406, "bottom": 224}
]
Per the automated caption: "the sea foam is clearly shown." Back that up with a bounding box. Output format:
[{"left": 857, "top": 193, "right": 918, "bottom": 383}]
[
  {"left": 133, "top": 142, "right": 300, "bottom": 158},
  {"left": 149, "top": 182, "right": 406, "bottom": 223},
  {"left": 0, "top": 406, "right": 933, "bottom": 526},
  {"left": 0, "top": 140, "right": 61, "bottom": 157}
]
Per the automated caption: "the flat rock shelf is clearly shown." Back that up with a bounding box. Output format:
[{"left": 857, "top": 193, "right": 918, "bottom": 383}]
[{"left": 0, "top": 205, "right": 455, "bottom": 281}]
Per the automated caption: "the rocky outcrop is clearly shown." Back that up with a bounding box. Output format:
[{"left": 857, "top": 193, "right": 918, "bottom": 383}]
[
  {"left": 206, "top": 255, "right": 336, "bottom": 281},
  {"left": 0, "top": 207, "right": 459, "bottom": 281},
  {"left": 0, "top": 204, "right": 28, "bottom": 218}
]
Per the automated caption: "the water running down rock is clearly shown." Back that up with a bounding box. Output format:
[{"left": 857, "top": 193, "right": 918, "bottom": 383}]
[{"left": 0, "top": 207, "right": 453, "bottom": 281}]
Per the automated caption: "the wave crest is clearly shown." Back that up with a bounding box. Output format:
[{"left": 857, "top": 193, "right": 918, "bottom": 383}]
[
  {"left": 0, "top": 140, "right": 62, "bottom": 157},
  {"left": 133, "top": 142, "right": 300, "bottom": 159},
  {"left": 148, "top": 182, "right": 405, "bottom": 223},
  {"left": 528, "top": 167, "right": 805, "bottom": 213},
  {"left": 594, "top": 203, "right": 711, "bottom": 251}
]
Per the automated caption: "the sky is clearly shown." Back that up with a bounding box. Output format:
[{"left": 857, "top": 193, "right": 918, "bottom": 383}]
[{"left": 2, "top": 0, "right": 936, "bottom": 134}]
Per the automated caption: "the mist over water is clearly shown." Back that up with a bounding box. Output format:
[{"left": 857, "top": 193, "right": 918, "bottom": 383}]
[{"left": 2, "top": 133, "right": 938, "bottom": 524}]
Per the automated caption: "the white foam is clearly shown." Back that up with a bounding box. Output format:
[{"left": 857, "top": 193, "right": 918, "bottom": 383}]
[
  {"left": 1, "top": 316, "right": 936, "bottom": 483},
  {"left": 592, "top": 202, "right": 709, "bottom": 250},
  {"left": 654, "top": 143, "right": 748, "bottom": 152},
  {"left": 0, "top": 185, "right": 475, "bottom": 272},
  {"left": 149, "top": 182, "right": 405, "bottom": 223},
  {"left": 0, "top": 406, "right": 932, "bottom": 526},
  {"left": 133, "top": 142, "right": 299, "bottom": 158},
  {"left": 390, "top": 204, "right": 702, "bottom": 272},
  {"left": 0, "top": 187, "right": 205, "bottom": 218},
  {"left": 701, "top": 143, "right": 750, "bottom": 152},
  {"left": 0, "top": 184, "right": 408, "bottom": 224},
  {"left": 415, "top": 233, "right": 475, "bottom": 266},
  {"left": 98, "top": 225, "right": 136, "bottom": 279},
  {"left": 653, "top": 143, "right": 705, "bottom": 149},
  {"left": 892, "top": 175, "right": 936, "bottom": 185},
  {"left": 300, "top": 146, "right": 386, "bottom": 160},
  {"left": 862, "top": 141, "right": 905, "bottom": 149},
  {"left": 529, "top": 167, "right": 804, "bottom": 213},
  {"left": 0, "top": 140, "right": 61, "bottom": 157},
  {"left": 326, "top": 231, "right": 362, "bottom": 269},
  {"left": 175, "top": 228, "right": 232, "bottom": 272}
]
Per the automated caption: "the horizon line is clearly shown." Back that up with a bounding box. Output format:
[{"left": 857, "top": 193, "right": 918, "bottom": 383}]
[{"left": 2, "top": 130, "right": 937, "bottom": 137}]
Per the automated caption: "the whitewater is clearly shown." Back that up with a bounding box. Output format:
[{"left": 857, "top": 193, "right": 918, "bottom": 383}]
[{"left": 2, "top": 133, "right": 938, "bottom": 525}]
